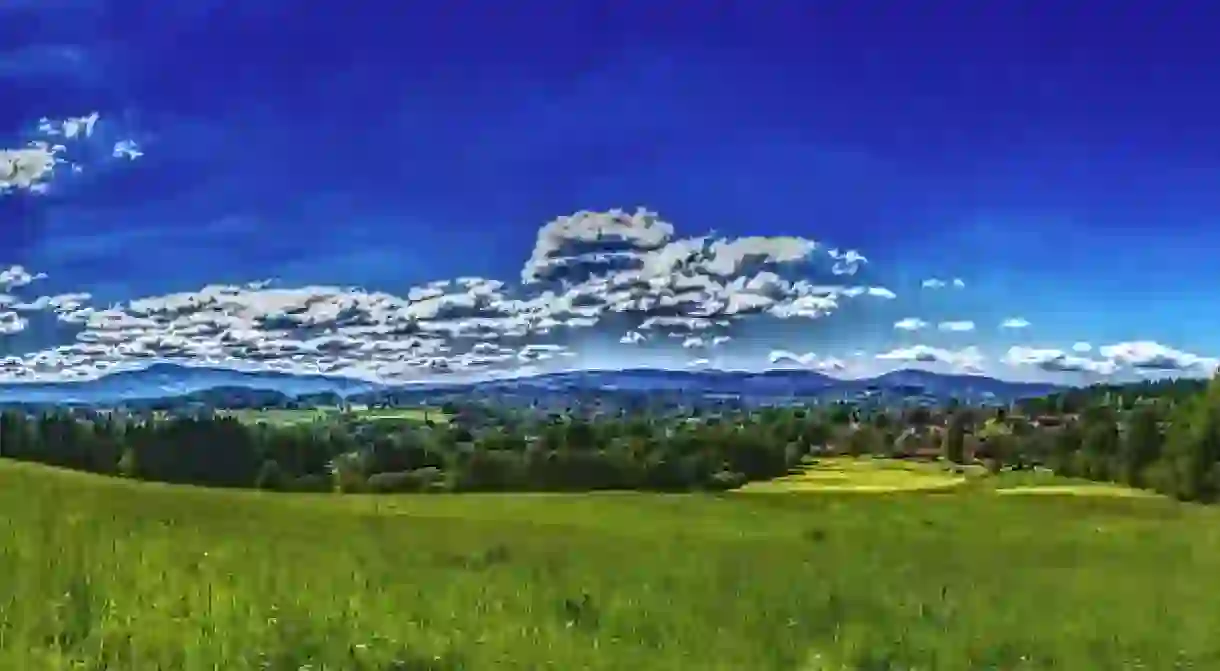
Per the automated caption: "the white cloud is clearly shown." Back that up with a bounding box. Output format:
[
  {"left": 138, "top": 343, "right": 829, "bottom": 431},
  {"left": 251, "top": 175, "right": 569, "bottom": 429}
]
[
  {"left": 921, "top": 277, "right": 965, "bottom": 290},
  {"left": 1004, "top": 341, "right": 1217, "bottom": 377},
  {"left": 112, "top": 139, "right": 144, "bottom": 160},
  {"left": 10, "top": 292, "right": 92, "bottom": 313},
  {"left": 2, "top": 113, "right": 99, "bottom": 194},
  {"left": 514, "top": 208, "right": 887, "bottom": 332},
  {"left": 0, "top": 311, "right": 28, "bottom": 335},
  {"left": 0, "top": 144, "right": 61, "bottom": 192},
  {"left": 769, "top": 349, "right": 816, "bottom": 366},
  {"left": 20, "top": 202, "right": 1205, "bottom": 387},
  {"left": 1097, "top": 341, "right": 1218, "bottom": 374},
  {"left": 937, "top": 320, "right": 976, "bottom": 333},
  {"left": 619, "top": 330, "right": 646, "bottom": 345},
  {"left": 0, "top": 207, "right": 904, "bottom": 383},
  {"left": 893, "top": 317, "right": 927, "bottom": 331},
  {"left": 1000, "top": 317, "right": 1030, "bottom": 329},
  {"left": 1003, "top": 346, "right": 1117, "bottom": 376},
  {"left": 767, "top": 349, "right": 847, "bottom": 373},
  {"left": 521, "top": 208, "right": 674, "bottom": 285},
  {"left": 876, "top": 345, "right": 984, "bottom": 372},
  {"left": 828, "top": 249, "right": 867, "bottom": 275},
  {"left": 38, "top": 113, "right": 99, "bottom": 139},
  {"left": 0, "top": 266, "right": 47, "bottom": 291}
]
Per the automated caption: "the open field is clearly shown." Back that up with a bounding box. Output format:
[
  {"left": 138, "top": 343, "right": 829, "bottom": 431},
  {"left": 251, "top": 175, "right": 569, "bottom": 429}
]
[
  {"left": 996, "top": 483, "right": 1163, "bottom": 498},
  {"left": 3, "top": 458, "right": 1219, "bottom": 670},
  {"left": 219, "top": 407, "right": 332, "bottom": 425},
  {"left": 736, "top": 457, "right": 976, "bottom": 494},
  {"left": 219, "top": 406, "right": 447, "bottom": 426},
  {"left": 354, "top": 407, "right": 447, "bottom": 424}
]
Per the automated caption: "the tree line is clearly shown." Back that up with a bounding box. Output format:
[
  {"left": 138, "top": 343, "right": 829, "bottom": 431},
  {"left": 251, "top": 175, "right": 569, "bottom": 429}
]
[
  {"left": 0, "top": 408, "right": 820, "bottom": 494},
  {"left": 1, "top": 373, "right": 1217, "bottom": 501}
]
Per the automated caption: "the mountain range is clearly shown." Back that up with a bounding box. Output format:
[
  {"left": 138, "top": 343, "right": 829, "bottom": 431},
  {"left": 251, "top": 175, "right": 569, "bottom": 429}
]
[{"left": 0, "top": 363, "right": 1067, "bottom": 408}]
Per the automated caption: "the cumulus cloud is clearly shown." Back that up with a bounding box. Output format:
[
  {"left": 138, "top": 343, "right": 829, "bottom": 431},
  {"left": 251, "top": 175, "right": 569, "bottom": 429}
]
[
  {"left": 2, "top": 113, "right": 99, "bottom": 194},
  {"left": 767, "top": 350, "right": 847, "bottom": 373},
  {"left": 1004, "top": 341, "right": 1217, "bottom": 378},
  {"left": 922, "top": 277, "right": 965, "bottom": 290},
  {"left": 876, "top": 345, "right": 985, "bottom": 372},
  {"left": 0, "top": 311, "right": 28, "bottom": 335},
  {"left": 0, "top": 206, "right": 909, "bottom": 383},
  {"left": 1003, "top": 346, "right": 1118, "bottom": 376},
  {"left": 1000, "top": 317, "right": 1030, "bottom": 329},
  {"left": 828, "top": 249, "right": 867, "bottom": 275},
  {"left": 0, "top": 266, "right": 47, "bottom": 291},
  {"left": 0, "top": 144, "right": 60, "bottom": 193},
  {"left": 112, "top": 139, "right": 144, "bottom": 160},
  {"left": 1097, "top": 341, "right": 1218, "bottom": 374},
  {"left": 514, "top": 207, "right": 889, "bottom": 332},
  {"left": 937, "top": 320, "right": 976, "bottom": 333},
  {"left": 893, "top": 317, "right": 927, "bottom": 331},
  {"left": 37, "top": 113, "right": 99, "bottom": 140},
  {"left": 619, "top": 330, "right": 646, "bottom": 345}
]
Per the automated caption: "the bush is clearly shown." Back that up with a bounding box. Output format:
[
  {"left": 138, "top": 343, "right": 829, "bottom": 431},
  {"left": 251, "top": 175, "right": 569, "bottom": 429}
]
[
  {"left": 287, "top": 474, "right": 331, "bottom": 492},
  {"left": 254, "top": 459, "right": 286, "bottom": 491},
  {"left": 366, "top": 467, "right": 447, "bottom": 493},
  {"left": 707, "top": 470, "right": 747, "bottom": 491}
]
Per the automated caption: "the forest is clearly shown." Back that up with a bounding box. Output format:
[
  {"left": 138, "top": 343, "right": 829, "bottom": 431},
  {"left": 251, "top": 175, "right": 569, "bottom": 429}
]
[{"left": 1, "top": 374, "right": 1218, "bottom": 502}]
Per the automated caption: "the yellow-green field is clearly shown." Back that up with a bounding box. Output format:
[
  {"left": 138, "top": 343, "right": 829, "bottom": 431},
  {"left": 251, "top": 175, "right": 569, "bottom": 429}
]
[
  {"left": 736, "top": 457, "right": 1163, "bottom": 500},
  {"left": 2, "top": 457, "right": 1218, "bottom": 670},
  {"left": 736, "top": 457, "right": 974, "bottom": 493},
  {"left": 996, "top": 483, "right": 1163, "bottom": 498}
]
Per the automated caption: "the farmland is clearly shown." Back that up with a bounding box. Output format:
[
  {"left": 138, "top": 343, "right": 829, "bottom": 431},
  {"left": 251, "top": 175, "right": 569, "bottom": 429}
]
[
  {"left": 736, "top": 457, "right": 975, "bottom": 493},
  {"left": 2, "top": 457, "right": 1218, "bottom": 670},
  {"left": 218, "top": 405, "right": 447, "bottom": 426}
]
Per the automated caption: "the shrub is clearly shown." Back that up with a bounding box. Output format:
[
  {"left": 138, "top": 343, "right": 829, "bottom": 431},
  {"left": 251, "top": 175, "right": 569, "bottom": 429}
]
[
  {"left": 287, "top": 474, "right": 331, "bottom": 492},
  {"left": 366, "top": 467, "right": 447, "bottom": 493},
  {"left": 707, "top": 470, "right": 747, "bottom": 491}
]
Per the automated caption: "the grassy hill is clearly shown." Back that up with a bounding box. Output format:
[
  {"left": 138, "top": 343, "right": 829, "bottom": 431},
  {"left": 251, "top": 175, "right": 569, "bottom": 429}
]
[{"left": 2, "top": 458, "right": 1219, "bottom": 669}]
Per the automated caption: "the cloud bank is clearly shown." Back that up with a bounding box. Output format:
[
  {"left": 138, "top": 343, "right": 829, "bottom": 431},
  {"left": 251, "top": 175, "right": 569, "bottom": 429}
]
[{"left": 3, "top": 113, "right": 1217, "bottom": 388}]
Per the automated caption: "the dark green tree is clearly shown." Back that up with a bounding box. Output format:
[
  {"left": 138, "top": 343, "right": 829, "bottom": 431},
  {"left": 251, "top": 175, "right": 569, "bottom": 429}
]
[
  {"left": 943, "top": 412, "right": 967, "bottom": 464},
  {"left": 1120, "top": 405, "right": 1164, "bottom": 487}
]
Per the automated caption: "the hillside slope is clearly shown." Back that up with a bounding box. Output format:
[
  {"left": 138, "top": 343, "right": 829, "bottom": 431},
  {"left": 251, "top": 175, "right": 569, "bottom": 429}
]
[{"left": 1, "top": 459, "right": 1216, "bottom": 669}]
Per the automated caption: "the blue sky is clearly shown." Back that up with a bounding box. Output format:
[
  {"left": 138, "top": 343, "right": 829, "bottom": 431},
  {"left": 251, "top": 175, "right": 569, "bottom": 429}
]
[{"left": 2, "top": 0, "right": 1219, "bottom": 384}]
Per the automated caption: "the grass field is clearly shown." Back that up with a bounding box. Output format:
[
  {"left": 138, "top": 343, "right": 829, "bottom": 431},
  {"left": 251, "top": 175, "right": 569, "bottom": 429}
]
[
  {"left": 3, "top": 458, "right": 1219, "bottom": 670},
  {"left": 219, "top": 406, "right": 447, "bottom": 426},
  {"left": 737, "top": 457, "right": 976, "bottom": 494},
  {"left": 220, "top": 407, "right": 332, "bottom": 425},
  {"left": 354, "top": 407, "right": 447, "bottom": 424}
]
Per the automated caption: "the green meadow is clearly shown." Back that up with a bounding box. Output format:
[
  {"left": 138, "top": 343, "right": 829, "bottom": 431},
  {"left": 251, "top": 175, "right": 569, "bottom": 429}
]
[
  {"left": 218, "top": 406, "right": 447, "bottom": 426},
  {"left": 2, "top": 457, "right": 1219, "bottom": 670}
]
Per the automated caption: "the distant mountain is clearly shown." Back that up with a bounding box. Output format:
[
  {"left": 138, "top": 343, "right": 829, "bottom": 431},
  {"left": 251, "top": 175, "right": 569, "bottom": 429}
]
[
  {"left": 862, "top": 369, "right": 1057, "bottom": 398},
  {"left": 0, "top": 362, "right": 1066, "bottom": 408},
  {"left": 0, "top": 362, "right": 380, "bottom": 405}
]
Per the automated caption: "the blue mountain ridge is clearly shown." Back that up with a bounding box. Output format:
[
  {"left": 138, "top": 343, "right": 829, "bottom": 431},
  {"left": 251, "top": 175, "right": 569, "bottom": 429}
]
[{"left": 0, "top": 362, "right": 1065, "bottom": 406}]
